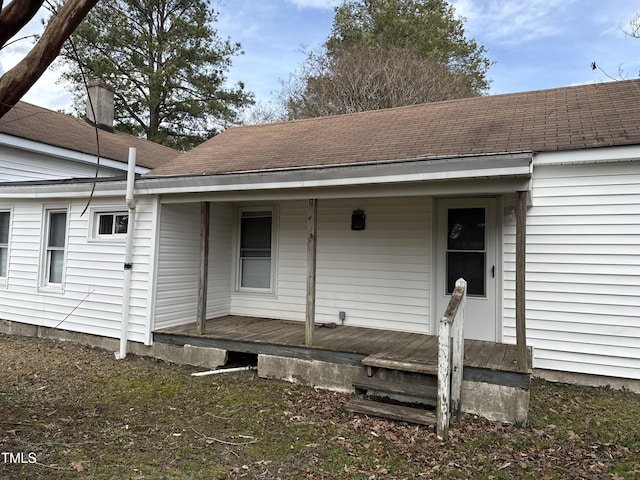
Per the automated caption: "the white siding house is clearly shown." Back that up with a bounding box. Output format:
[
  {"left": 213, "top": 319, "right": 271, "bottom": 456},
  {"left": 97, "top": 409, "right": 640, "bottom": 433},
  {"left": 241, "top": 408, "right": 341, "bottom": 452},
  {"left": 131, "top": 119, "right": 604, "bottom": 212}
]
[
  {"left": 1, "top": 79, "right": 640, "bottom": 389},
  {"left": 0, "top": 95, "right": 177, "bottom": 347},
  {"left": 502, "top": 151, "right": 640, "bottom": 380},
  {"left": 0, "top": 195, "right": 158, "bottom": 344}
]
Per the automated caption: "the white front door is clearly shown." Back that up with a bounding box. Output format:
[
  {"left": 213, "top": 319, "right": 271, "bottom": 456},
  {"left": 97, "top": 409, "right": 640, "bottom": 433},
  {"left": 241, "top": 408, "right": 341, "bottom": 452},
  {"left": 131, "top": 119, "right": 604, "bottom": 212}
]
[{"left": 435, "top": 198, "right": 498, "bottom": 341}]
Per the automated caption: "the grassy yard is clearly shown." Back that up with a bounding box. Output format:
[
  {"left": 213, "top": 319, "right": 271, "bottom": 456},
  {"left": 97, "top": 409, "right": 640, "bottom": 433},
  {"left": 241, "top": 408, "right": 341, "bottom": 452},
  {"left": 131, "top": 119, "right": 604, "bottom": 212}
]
[{"left": 0, "top": 334, "right": 639, "bottom": 479}]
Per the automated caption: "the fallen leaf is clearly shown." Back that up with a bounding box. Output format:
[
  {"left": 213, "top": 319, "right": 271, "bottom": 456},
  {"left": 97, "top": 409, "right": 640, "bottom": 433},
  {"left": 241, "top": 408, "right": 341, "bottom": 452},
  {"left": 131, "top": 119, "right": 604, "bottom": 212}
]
[
  {"left": 567, "top": 430, "right": 580, "bottom": 441},
  {"left": 71, "top": 461, "right": 84, "bottom": 472}
]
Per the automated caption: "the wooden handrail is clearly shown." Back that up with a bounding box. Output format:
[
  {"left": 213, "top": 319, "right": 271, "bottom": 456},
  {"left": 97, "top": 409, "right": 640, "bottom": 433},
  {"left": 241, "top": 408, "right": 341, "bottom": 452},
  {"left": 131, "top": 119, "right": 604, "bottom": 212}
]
[{"left": 436, "top": 278, "right": 467, "bottom": 441}]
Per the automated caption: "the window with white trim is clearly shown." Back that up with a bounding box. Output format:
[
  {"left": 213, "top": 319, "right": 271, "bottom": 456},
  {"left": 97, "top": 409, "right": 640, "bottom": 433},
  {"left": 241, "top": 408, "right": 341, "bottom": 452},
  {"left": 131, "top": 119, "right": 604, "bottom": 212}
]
[
  {"left": 45, "top": 210, "right": 67, "bottom": 285},
  {"left": 238, "top": 210, "right": 273, "bottom": 290},
  {"left": 96, "top": 212, "right": 128, "bottom": 237},
  {"left": 0, "top": 211, "right": 10, "bottom": 278}
]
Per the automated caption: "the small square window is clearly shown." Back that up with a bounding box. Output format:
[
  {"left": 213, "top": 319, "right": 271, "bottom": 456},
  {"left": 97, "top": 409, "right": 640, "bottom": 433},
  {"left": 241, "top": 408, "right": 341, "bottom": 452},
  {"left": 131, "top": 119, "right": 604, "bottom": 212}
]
[{"left": 96, "top": 212, "right": 128, "bottom": 237}]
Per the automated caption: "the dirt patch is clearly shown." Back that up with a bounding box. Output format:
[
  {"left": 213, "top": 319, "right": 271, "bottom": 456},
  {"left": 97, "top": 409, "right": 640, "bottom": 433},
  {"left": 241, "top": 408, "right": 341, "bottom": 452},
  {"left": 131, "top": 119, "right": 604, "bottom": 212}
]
[{"left": 1, "top": 334, "right": 639, "bottom": 479}]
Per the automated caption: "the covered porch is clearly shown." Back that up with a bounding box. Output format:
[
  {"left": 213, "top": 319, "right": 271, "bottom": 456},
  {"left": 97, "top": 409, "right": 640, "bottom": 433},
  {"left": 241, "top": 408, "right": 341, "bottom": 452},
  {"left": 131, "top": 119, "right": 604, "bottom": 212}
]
[
  {"left": 145, "top": 154, "right": 534, "bottom": 423},
  {"left": 180, "top": 187, "right": 530, "bottom": 374},
  {"left": 155, "top": 315, "right": 530, "bottom": 379}
]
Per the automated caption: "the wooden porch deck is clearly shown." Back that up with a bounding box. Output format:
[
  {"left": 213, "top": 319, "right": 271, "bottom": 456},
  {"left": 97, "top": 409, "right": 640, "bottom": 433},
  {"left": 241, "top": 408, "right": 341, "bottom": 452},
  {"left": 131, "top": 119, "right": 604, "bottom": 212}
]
[{"left": 154, "top": 316, "right": 531, "bottom": 381}]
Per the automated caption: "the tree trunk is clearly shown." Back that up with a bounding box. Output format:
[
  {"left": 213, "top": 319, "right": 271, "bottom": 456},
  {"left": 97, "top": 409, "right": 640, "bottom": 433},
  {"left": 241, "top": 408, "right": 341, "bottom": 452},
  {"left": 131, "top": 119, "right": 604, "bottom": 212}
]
[
  {"left": 0, "top": 0, "right": 98, "bottom": 118},
  {"left": 0, "top": 0, "right": 44, "bottom": 47}
]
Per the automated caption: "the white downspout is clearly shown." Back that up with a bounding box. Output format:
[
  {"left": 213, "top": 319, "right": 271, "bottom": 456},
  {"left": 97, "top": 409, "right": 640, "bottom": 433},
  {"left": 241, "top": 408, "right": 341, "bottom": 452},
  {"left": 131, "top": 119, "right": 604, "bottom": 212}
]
[{"left": 117, "top": 147, "right": 137, "bottom": 359}]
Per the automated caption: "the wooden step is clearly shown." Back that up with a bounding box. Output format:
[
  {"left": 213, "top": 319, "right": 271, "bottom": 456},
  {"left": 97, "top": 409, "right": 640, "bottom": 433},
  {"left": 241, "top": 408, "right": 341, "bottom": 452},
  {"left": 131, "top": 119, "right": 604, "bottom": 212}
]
[
  {"left": 362, "top": 354, "right": 438, "bottom": 375},
  {"left": 345, "top": 398, "right": 436, "bottom": 426},
  {"left": 353, "top": 375, "right": 437, "bottom": 404}
]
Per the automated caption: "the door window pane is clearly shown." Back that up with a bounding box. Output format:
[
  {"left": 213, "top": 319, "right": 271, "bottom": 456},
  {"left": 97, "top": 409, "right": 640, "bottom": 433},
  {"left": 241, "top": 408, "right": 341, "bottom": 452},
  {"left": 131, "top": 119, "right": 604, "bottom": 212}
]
[
  {"left": 447, "top": 252, "right": 485, "bottom": 296},
  {"left": 446, "top": 208, "right": 486, "bottom": 296},
  {"left": 448, "top": 208, "right": 485, "bottom": 250}
]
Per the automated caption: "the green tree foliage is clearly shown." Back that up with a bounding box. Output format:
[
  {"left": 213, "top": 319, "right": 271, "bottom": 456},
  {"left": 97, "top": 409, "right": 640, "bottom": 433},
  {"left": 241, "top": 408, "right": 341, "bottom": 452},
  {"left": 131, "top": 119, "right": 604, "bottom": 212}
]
[
  {"left": 60, "top": 0, "right": 253, "bottom": 149},
  {"left": 328, "top": 0, "right": 490, "bottom": 91},
  {"left": 284, "top": 0, "right": 491, "bottom": 120}
]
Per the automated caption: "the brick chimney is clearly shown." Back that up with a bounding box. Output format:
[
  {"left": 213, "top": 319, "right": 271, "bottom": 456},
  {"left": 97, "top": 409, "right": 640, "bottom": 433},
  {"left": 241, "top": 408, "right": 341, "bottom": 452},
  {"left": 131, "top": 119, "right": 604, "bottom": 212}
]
[{"left": 86, "top": 79, "right": 115, "bottom": 131}]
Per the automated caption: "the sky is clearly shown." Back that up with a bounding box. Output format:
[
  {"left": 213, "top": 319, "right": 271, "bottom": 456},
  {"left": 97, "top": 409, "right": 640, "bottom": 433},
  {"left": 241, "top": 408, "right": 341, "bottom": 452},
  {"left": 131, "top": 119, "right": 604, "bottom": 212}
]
[{"left": 2, "top": 0, "right": 640, "bottom": 115}]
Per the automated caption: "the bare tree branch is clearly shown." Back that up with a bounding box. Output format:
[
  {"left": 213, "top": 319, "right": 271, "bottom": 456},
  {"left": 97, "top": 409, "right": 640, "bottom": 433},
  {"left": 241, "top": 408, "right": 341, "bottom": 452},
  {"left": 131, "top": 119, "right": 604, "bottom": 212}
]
[
  {"left": 0, "top": 0, "right": 44, "bottom": 47},
  {"left": 283, "top": 45, "right": 476, "bottom": 120},
  {"left": 0, "top": 0, "right": 98, "bottom": 118}
]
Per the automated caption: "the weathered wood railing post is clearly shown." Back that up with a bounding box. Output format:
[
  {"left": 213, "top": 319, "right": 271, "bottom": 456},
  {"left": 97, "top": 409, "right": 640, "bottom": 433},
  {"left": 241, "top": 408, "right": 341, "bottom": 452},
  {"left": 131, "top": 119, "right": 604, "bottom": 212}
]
[
  {"left": 450, "top": 279, "right": 466, "bottom": 416},
  {"left": 437, "top": 278, "right": 467, "bottom": 441},
  {"left": 437, "top": 314, "right": 451, "bottom": 439}
]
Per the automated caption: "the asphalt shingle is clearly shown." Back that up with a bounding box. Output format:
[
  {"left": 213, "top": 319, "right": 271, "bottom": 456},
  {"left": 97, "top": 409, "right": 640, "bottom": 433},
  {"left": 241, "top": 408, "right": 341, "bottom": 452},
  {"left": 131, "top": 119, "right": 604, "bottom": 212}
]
[
  {"left": 150, "top": 79, "right": 640, "bottom": 177},
  {"left": 0, "top": 102, "right": 179, "bottom": 169}
]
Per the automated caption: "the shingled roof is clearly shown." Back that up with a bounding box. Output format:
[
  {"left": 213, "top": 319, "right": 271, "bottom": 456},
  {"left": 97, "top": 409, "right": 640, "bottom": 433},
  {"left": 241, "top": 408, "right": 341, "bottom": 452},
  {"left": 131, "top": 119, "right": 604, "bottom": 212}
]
[
  {"left": 150, "top": 79, "right": 640, "bottom": 177},
  {"left": 0, "top": 102, "right": 179, "bottom": 169}
]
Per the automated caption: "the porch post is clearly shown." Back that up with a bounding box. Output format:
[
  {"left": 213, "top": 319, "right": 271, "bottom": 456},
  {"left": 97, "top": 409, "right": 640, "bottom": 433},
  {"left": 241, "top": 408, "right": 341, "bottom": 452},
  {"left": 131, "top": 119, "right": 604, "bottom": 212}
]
[
  {"left": 515, "top": 191, "right": 528, "bottom": 372},
  {"left": 305, "top": 199, "right": 318, "bottom": 347},
  {"left": 196, "top": 201, "right": 210, "bottom": 336}
]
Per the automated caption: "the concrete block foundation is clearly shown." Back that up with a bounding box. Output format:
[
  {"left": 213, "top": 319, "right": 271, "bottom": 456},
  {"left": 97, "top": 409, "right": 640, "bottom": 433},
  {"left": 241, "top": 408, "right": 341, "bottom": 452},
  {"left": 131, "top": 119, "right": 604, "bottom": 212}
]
[
  {"left": 258, "top": 354, "right": 362, "bottom": 393},
  {"left": 0, "top": 320, "right": 227, "bottom": 370},
  {"left": 461, "top": 381, "right": 530, "bottom": 424}
]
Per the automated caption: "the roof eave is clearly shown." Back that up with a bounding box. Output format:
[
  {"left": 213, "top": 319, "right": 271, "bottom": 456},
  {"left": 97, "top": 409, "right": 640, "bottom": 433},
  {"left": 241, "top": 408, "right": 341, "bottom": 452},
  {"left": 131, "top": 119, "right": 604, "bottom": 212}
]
[
  {"left": 0, "top": 133, "right": 150, "bottom": 174},
  {"left": 139, "top": 151, "right": 533, "bottom": 195},
  {"left": 0, "top": 152, "right": 533, "bottom": 199}
]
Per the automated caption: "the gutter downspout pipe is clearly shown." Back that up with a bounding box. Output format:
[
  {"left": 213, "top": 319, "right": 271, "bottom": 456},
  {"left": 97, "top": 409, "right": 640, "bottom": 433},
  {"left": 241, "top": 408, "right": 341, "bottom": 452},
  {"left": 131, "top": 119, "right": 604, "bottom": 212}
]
[{"left": 117, "top": 147, "right": 137, "bottom": 359}]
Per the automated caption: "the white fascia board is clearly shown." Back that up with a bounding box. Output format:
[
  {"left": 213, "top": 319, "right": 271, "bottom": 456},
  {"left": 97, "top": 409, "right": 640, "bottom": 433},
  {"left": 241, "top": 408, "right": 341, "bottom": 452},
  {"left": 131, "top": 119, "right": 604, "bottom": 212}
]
[
  {"left": 534, "top": 145, "right": 640, "bottom": 166},
  {"left": 138, "top": 152, "right": 533, "bottom": 196},
  {"left": 0, "top": 133, "right": 150, "bottom": 174},
  {"left": 0, "top": 179, "right": 128, "bottom": 199}
]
